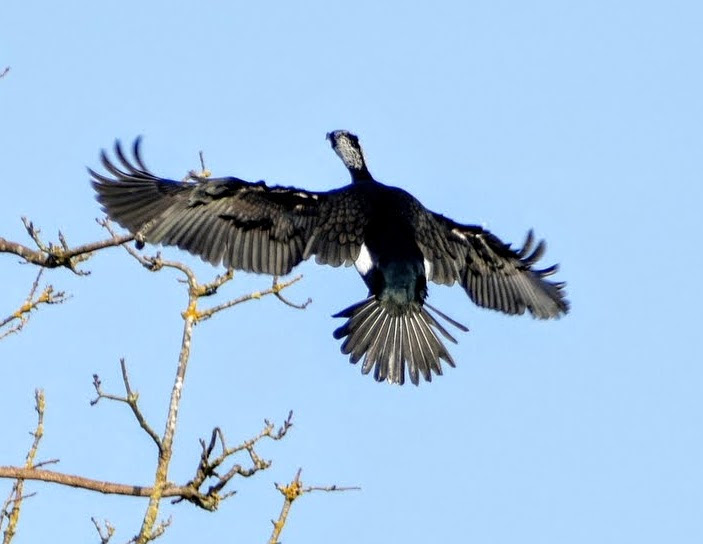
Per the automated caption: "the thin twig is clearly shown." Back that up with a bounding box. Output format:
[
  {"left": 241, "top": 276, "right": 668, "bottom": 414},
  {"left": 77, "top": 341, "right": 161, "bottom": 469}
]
[
  {"left": 132, "top": 517, "right": 171, "bottom": 543},
  {"left": 173, "top": 412, "right": 294, "bottom": 510},
  {"left": 1, "top": 390, "right": 46, "bottom": 544},
  {"left": 269, "top": 468, "right": 359, "bottom": 544},
  {"left": 105, "top": 220, "right": 309, "bottom": 324},
  {"left": 197, "top": 275, "right": 306, "bottom": 321},
  {"left": 0, "top": 269, "right": 68, "bottom": 340},
  {"left": 91, "top": 517, "right": 115, "bottom": 544},
  {"left": 269, "top": 469, "right": 303, "bottom": 544},
  {"left": 272, "top": 276, "right": 312, "bottom": 309},
  {"left": 91, "top": 359, "right": 163, "bottom": 452},
  {"left": 183, "top": 150, "right": 211, "bottom": 182}
]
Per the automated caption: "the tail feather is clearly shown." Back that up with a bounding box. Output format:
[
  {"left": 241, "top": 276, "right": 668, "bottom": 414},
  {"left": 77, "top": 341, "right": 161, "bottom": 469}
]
[
  {"left": 425, "top": 302, "right": 470, "bottom": 333},
  {"left": 341, "top": 302, "right": 385, "bottom": 364},
  {"left": 333, "top": 297, "right": 468, "bottom": 385}
]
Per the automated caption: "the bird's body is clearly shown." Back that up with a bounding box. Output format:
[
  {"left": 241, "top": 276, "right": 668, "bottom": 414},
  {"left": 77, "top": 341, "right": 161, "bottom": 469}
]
[{"left": 91, "top": 131, "right": 568, "bottom": 385}]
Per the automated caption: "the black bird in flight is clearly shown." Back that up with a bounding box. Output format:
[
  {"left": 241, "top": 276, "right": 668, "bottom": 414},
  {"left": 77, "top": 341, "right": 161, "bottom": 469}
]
[{"left": 91, "top": 131, "right": 568, "bottom": 385}]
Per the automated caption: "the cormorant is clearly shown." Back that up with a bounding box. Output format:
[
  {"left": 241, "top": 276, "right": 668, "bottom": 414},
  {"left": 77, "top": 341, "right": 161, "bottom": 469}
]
[{"left": 91, "top": 130, "right": 568, "bottom": 385}]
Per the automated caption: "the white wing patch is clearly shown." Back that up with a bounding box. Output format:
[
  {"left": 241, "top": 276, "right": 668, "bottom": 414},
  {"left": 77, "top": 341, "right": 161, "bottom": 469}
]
[
  {"left": 451, "top": 228, "right": 468, "bottom": 242},
  {"left": 291, "top": 191, "right": 318, "bottom": 200},
  {"left": 354, "top": 243, "right": 374, "bottom": 275},
  {"left": 423, "top": 257, "right": 433, "bottom": 279}
]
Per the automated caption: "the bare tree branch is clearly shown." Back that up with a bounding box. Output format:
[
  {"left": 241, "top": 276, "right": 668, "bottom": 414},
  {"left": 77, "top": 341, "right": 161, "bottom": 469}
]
[
  {"left": 131, "top": 254, "right": 248, "bottom": 541},
  {"left": 0, "top": 67, "right": 8, "bottom": 79},
  {"left": 0, "top": 254, "right": 306, "bottom": 540},
  {"left": 1, "top": 217, "right": 133, "bottom": 342},
  {"left": 0, "top": 410, "right": 291, "bottom": 504},
  {"left": 0, "top": 466, "right": 199, "bottom": 499},
  {"left": 87, "top": 239, "right": 309, "bottom": 542},
  {"left": 0, "top": 217, "right": 134, "bottom": 274}
]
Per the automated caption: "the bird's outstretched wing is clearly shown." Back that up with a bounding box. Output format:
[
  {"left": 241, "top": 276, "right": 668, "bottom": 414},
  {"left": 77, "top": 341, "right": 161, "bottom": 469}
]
[
  {"left": 91, "top": 139, "right": 368, "bottom": 275},
  {"left": 415, "top": 213, "right": 569, "bottom": 319},
  {"left": 91, "top": 138, "right": 324, "bottom": 275}
]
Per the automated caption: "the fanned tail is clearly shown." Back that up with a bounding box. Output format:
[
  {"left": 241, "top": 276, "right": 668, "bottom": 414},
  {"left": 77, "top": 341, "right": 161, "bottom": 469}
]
[{"left": 332, "top": 297, "right": 468, "bottom": 385}]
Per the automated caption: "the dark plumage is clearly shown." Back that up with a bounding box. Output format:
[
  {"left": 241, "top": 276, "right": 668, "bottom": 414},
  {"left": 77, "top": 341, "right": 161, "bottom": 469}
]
[{"left": 91, "top": 131, "right": 568, "bottom": 385}]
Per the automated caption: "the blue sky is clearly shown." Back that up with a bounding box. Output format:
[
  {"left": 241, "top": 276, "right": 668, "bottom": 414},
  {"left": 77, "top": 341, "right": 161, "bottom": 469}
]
[{"left": 2, "top": 1, "right": 702, "bottom": 542}]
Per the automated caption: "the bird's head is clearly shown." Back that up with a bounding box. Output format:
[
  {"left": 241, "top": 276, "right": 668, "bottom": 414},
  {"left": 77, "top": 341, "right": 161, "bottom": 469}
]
[{"left": 327, "top": 130, "right": 373, "bottom": 183}]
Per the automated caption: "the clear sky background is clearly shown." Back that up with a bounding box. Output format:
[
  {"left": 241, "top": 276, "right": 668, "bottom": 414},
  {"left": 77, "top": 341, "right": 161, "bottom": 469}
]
[{"left": 2, "top": 1, "right": 702, "bottom": 542}]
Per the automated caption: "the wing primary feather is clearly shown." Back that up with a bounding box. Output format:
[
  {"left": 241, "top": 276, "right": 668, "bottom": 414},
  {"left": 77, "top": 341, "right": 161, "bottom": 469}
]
[
  {"left": 516, "top": 229, "right": 535, "bottom": 258},
  {"left": 523, "top": 240, "right": 546, "bottom": 265},
  {"left": 132, "top": 136, "right": 150, "bottom": 172},
  {"left": 535, "top": 264, "right": 559, "bottom": 277}
]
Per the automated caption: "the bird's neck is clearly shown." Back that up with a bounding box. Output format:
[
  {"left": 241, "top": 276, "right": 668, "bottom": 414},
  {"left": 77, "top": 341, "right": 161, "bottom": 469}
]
[{"left": 350, "top": 166, "right": 375, "bottom": 184}]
